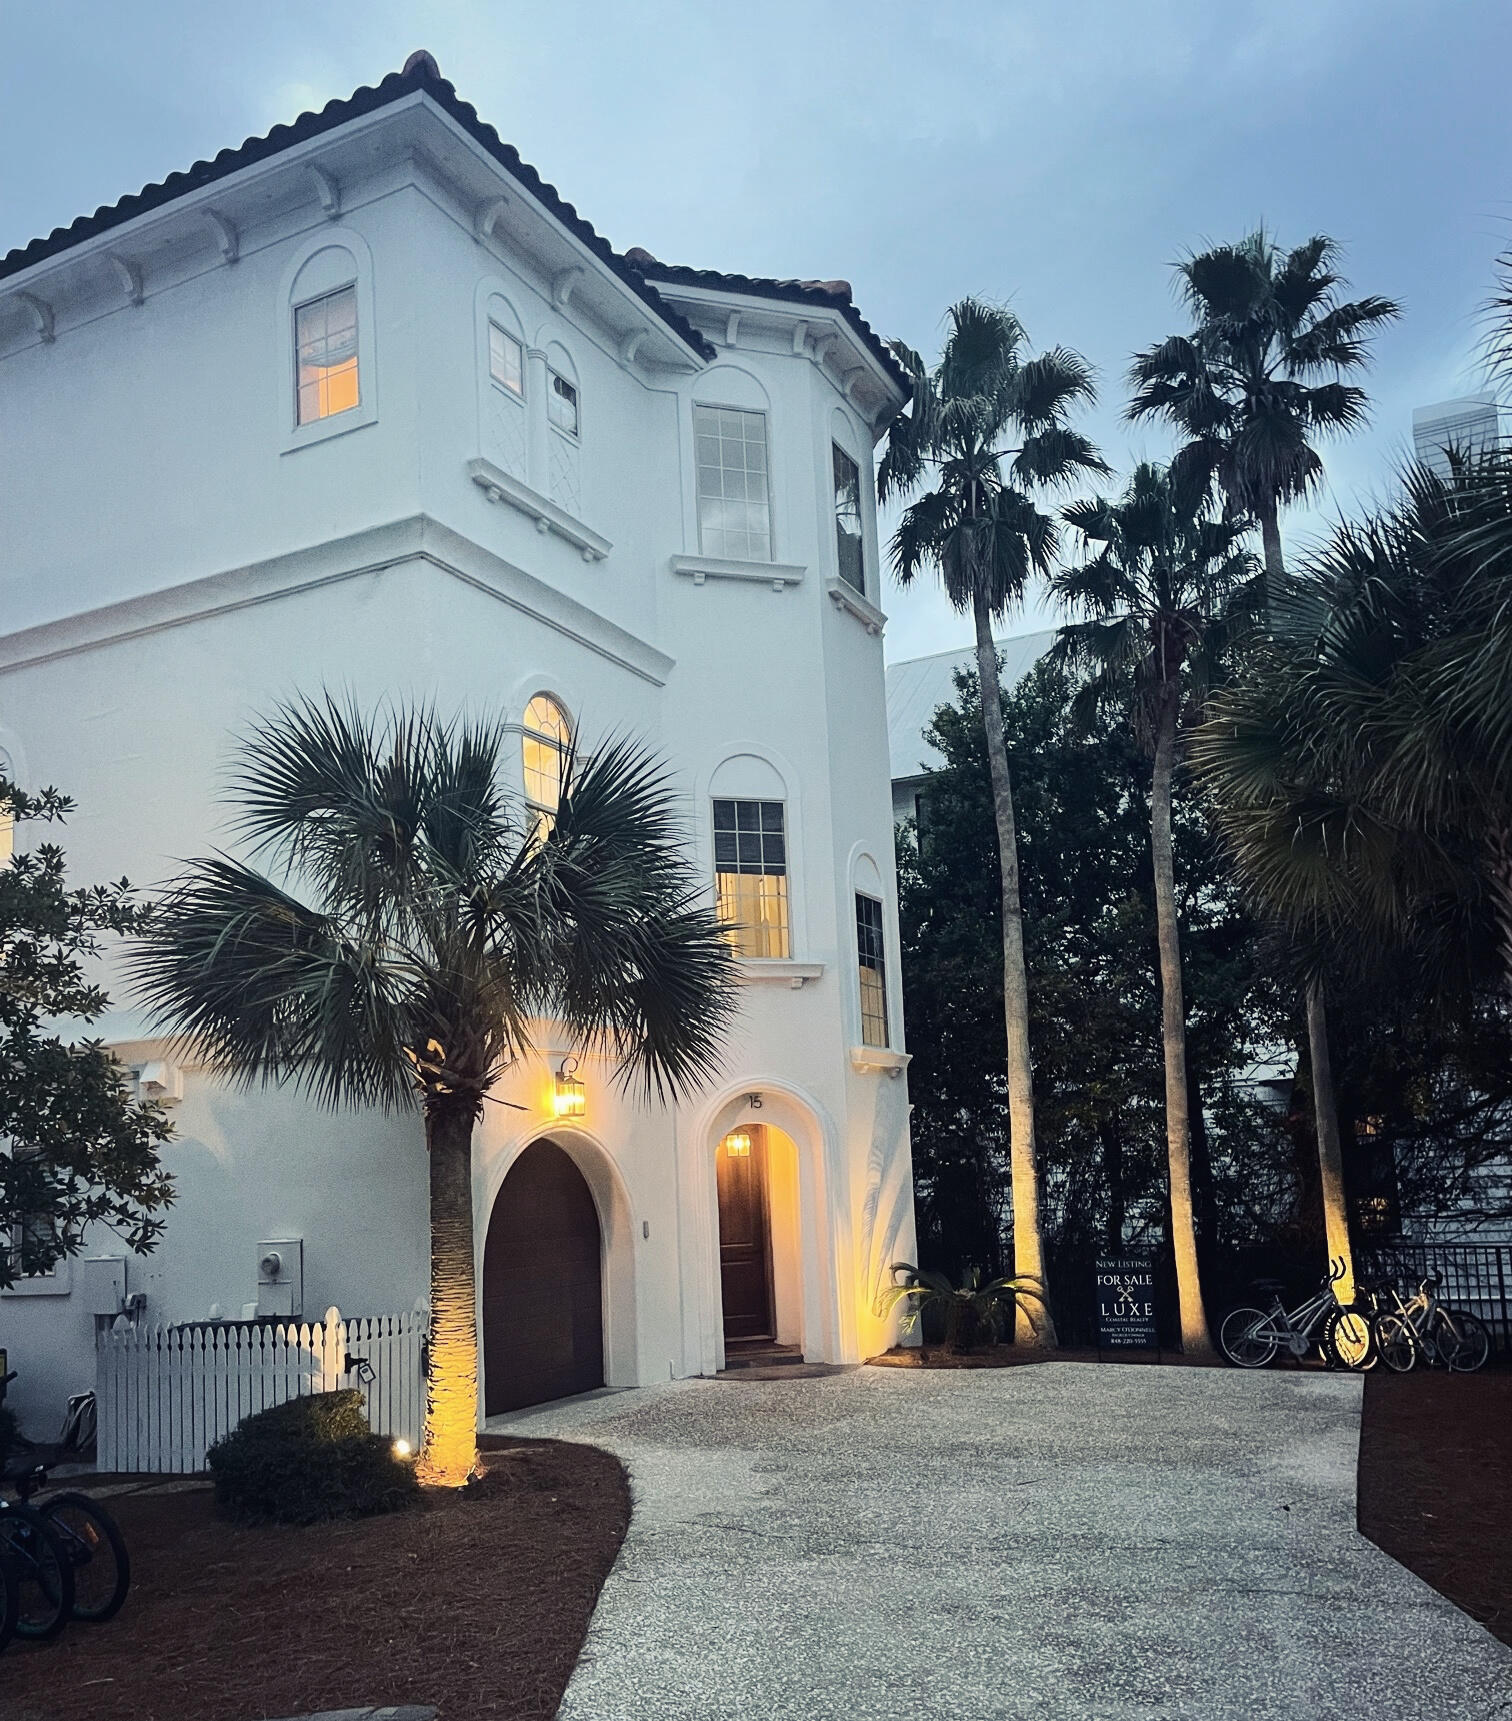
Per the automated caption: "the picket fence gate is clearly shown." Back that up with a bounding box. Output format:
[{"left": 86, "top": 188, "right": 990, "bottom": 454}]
[{"left": 95, "top": 1307, "right": 426, "bottom": 1474}]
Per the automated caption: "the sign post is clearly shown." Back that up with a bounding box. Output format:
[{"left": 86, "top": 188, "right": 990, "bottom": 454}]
[{"left": 1096, "top": 1256, "right": 1159, "bottom": 1356}]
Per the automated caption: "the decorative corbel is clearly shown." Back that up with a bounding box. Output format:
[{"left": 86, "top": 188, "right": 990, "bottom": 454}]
[
  {"left": 619, "top": 328, "right": 646, "bottom": 365},
  {"left": 474, "top": 196, "right": 509, "bottom": 244},
  {"left": 13, "top": 291, "right": 55, "bottom": 344},
  {"left": 551, "top": 266, "right": 585, "bottom": 309},
  {"left": 811, "top": 331, "right": 839, "bottom": 368},
  {"left": 792, "top": 319, "right": 810, "bottom": 356},
  {"left": 203, "top": 209, "right": 239, "bottom": 264},
  {"left": 107, "top": 254, "right": 144, "bottom": 307},
  {"left": 306, "top": 163, "right": 342, "bottom": 221},
  {"left": 723, "top": 311, "right": 741, "bottom": 348}
]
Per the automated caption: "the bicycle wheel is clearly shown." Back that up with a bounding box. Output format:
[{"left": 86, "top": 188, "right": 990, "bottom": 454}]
[
  {"left": 1220, "top": 1306, "right": 1279, "bottom": 1368},
  {"left": 0, "top": 1504, "right": 75, "bottom": 1640},
  {"left": 41, "top": 1493, "right": 130, "bottom": 1623},
  {"left": 1439, "top": 1310, "right": 1492, "bottom": 1374},
  {"left": 0, "top": 1545, "right": 17, "bottom": 1655},
  {"left": 1325, "top": 1305, "right": 1377, "bottom": 1371},
  {"left": 1375, "top": 1312, "right": 1417, "bottom": 1374}
]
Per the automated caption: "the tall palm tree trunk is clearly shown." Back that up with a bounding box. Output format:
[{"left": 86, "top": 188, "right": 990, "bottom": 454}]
[
  {"left": 419, "top": 1102, "right": 480, "bottom": 1486},
  {"left": 973, "top": 588, "right": 1057, "bottom": 1348},
  {"left": 1485, "top": 815, "right": 1512, "bottom": 991},
  {"left": 1150, "top": 691, "right": 1214, "bottom": 1357},
  {"left": 1257, "top": 498, "right": 1287, "bottom": 611},
  {"left": 1304, "top": 980, "right": 1355, "bottom": 1300}
]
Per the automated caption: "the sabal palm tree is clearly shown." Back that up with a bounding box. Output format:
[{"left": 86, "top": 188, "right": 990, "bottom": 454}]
[
  {"left": 131, "top": 699, "right": 737, "bottom": 1486},
  {"left": 1128, "top": 230, "right": 1400, "bottom": 602},
  {"left": 1051, "top": 463, "right": 1261, "bottom": 1356},
  {"left": 1190, "top": 455, "right": 1512, "bottom": 1290},
  {"left": 879, "top": 299, "right": 1107, "bottom": 1347}
]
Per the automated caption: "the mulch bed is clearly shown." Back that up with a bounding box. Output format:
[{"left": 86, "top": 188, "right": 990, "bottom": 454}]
[
  {"left": 1357, "top": 1369, "right": 1512, "bottom": 1646},
  {"left": 0, "top": 1436, "right": 629, "bottom": 1721}
]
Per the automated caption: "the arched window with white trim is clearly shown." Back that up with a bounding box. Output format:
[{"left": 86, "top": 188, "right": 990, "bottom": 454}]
[{"left": 522, "top": 695, "right": 572, "bottom": 837}]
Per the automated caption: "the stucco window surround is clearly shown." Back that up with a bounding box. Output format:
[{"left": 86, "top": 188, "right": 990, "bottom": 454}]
[
  {"left": 470, "top": 321, "right": 608, "bottom": 561},
  {"left": 825, "top": 407, "right": 886, "bottom": 634},
  {"left": 278, "top": 231, "right": 379, "bottom": 454},
  {"left": 703, "top": 749, "right": 820, "bottom": 988},
  {"left": 673, "top": 366, "right": 805, "bottom": 593},
  {"left": 474, "top": 280, "right": 528, "bottom": 484},
  {"left": 846, "top": 849, "right": 909, "bottom": 1076}
]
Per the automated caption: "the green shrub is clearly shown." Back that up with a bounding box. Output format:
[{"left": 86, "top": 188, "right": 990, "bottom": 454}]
[{"left": 206, "top": 1389, "right": 419, "bottom": 1526}]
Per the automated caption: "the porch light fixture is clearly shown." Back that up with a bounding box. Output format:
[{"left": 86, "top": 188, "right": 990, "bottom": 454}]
[
  {"left": 722, "top": 1127, "right": 753, "bottom": 1158},
  {"left": 553, "top": 1056, "right": 586, "bottom": 1119}
]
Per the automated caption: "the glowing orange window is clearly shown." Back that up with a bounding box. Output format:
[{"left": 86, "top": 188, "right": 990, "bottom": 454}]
[{"left": 294, "top": 285, "right": 360, "bottom": 425}]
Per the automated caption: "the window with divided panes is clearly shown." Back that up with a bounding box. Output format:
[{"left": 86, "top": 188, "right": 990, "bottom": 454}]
[
  {"left": 694, "top": 405, "right": 772, "bottom": 562},
  {"left": 713, "top": 799, "right": 789, "bottom": 958},
  {"left": 855, "top": 894, "right": 889, "bottom": 1047},
  {"left": 833, "top": 444, "right": 865, "bottom": 593},
  {"left": 294, "top": 285, "right": 360, "bottom": 425}
]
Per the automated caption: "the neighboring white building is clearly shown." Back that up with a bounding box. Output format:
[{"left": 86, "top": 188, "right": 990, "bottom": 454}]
[
  {"left": 1412, "top": 394, "right": 1506, "bottom": 481},
  {"left": 886, "top": 630, "right": 1055, "bottom": 823},
  {"left": 0, "top": 55, "right": 918, "bottom": 1432}
]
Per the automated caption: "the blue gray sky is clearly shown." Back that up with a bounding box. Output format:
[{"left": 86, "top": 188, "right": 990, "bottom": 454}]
[{"left": 5, "top": 1, "right": 1508, "bottom": 661}]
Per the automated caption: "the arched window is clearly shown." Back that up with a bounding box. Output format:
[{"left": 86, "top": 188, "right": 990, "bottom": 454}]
[{"left": 522, "top": 695, "right": 571, "bottom": 836}]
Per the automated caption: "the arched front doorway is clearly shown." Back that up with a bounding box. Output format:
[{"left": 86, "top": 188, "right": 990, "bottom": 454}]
[
  {"left": 483, "top": 1140, "right": 604, "bottom": 1414},
  {"left": 715, "top": 1123, "right": 803, "bottom": 1353}
]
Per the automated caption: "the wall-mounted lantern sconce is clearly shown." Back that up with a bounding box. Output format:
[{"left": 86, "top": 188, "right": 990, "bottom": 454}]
[
  {"left": 553, "top": 1055, "right": 586, "bottom": 1119},
  {"left": 722, "top": 1127, "right": 753, "bottom": 1158}
]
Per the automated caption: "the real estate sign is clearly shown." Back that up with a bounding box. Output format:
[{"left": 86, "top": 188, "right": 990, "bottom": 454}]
[{"left": 1095, "top": 1257, "right": 1158, "bottom": 1349}]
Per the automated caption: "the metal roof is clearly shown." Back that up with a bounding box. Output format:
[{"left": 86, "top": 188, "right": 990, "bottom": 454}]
[{"left": 885, "top": 629, "right": 1056, "bottom": 783}]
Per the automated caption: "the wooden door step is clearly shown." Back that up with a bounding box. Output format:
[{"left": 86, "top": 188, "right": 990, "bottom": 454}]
[{"left": 721, "top": 1344, "right": 805, "bottom": 1371}]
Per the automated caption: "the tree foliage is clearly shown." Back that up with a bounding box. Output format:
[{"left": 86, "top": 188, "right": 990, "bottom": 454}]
[
  {"left": 0, "top": 779, "right": 174, "bottom": 1289},
  {"left": 897, "top": 663, "right": 1286, "bottom": 1277}
]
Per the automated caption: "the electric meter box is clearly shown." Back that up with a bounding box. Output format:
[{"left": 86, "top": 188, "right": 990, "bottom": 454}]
[{"left": 81, "top": 1256, "right": 128, "bottom": 1315}]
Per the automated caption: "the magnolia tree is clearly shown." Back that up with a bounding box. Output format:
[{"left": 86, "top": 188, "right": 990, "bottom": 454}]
[{"left": 0, "top": 779, "right": 174, "bottom": 1290}]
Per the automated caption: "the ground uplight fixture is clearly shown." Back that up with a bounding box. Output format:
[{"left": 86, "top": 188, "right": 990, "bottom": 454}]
[
  {"left": 722, "top": 1127, "right": 753, "bottom": 1158},
  {"left": 553, "top": 1055, "right": 585, "bottom": 1119},
  {"left": 393, "top": 1438, "right": 413, "bottom": 1459}
]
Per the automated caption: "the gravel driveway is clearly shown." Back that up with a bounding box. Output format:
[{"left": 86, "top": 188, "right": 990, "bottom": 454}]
[{"left": 499, "top": 1364, "right": 1512, "bottom": 1720}]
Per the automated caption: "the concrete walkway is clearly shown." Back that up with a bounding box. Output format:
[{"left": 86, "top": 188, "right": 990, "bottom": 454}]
[{"left": 499, "top": 1364, "right": 1512, "bottom": 1721}]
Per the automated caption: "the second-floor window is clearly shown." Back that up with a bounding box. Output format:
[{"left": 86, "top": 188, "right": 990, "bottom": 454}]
[
  {"left": 833, "top": 444, "right": 865, "bottom": 593},
  {"left": 549, "top": 369, "right": 579, "bottom": 437},
  {"left": 694, "top": 405, "right": 772, "bottom": 562},
  {"left": 713, "top": 798, "right": 789, "bottom": 958},
  {"left": 294, "top": 285, "right": 359, "bottom": 425},
  {"left": 489, "top": 323, "right": 525, "bottom": 397},
  {"left": 856, "top": 893, "right": 889, "bottom": 1047},
  {"left": 523, "top": 695, "right": 571, "bottom": 838}
]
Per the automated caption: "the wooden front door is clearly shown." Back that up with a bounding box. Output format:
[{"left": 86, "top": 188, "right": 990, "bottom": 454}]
[
  {"left": 717, "top": 1126, "right": 773, "bottom": 1341},
  {"left": 483, "top": 1141, "right": 604, "bottom": 1415}
]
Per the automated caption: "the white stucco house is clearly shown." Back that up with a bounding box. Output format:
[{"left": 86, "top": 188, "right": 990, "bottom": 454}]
[{"left": 0, "top": 53, "right": 918, "bottom": 1434}]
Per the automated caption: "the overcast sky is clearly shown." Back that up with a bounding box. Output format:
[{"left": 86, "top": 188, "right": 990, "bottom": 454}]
[{"left": 4, "top": 1, "right": 1509, "bottom": 662}]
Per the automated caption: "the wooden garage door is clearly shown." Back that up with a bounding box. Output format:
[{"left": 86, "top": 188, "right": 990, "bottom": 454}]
[{"left": 483, "top": 1141, "right": 604, "bottom": 1415}]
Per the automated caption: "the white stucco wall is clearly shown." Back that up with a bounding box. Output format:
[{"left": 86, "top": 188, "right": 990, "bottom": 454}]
[{"left": 0, "top": 96, "right": 916, "bottom": 1435}]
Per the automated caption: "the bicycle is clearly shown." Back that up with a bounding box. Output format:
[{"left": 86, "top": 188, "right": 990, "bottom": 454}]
[
  {"left": 8, "top": 1461, "right": 130, "bottom": 1624},
  {"left": 1218, "top": 1259, "right": 1376, "bottom": 1370},
  {"left": 1367, "top": 1276, "right": 1492, "bottom": 1374}
]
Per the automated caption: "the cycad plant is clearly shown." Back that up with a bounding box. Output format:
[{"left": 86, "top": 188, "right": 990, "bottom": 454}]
[
  {"left": 879, "top": 1264, "right": 1047, "bottom": 1354},
  {"left": 880, "top": 299, "right": 1107, "bottom": 1347},
  {"left": 1051, "top": 463, "right": 1262, "bottom": 1355},
  {"left": 1128, "top": 230, "right": 1399, "bottom": 601},
  {"left": 131, "top": 699, "right": 737, "bottom": 1486}
]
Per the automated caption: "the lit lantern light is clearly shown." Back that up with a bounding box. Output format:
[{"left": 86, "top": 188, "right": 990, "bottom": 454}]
[
  {"left": 553, "top": 1056, "right": 586, "bottom": 1119},
  {"left": 392, "top": 1438, "right": 413, "bottom": 1460},
  {"left": 722, "top": 1127, "right": 753, "bottom": 1158}
]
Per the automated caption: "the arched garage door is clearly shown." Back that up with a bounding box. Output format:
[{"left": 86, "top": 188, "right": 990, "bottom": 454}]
[{"left": 483, "top": 1140, "right": 604, "bottom": 1415}]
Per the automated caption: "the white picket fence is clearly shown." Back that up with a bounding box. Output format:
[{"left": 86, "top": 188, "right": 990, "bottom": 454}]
[{"left": 95, "top": 1307, "right": 426, "bottom": 1474}]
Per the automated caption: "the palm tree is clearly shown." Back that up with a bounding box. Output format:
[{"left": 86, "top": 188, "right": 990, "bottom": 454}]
[
  {"left": 131, "top": 699, "right": 737, "bottom": 1486},
  {"left": 1128, "top": 230, "right": 1400, "bottom": 602},
  {"left": 1051, "top": 463, "right": 1262, "bottom": 1355},
  {"left": 1190, "top": 455, "right": 1512, "bottom": 1289},
  {"left": 879, "top": 299, "right": 1107, "bottom": 1346}
]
